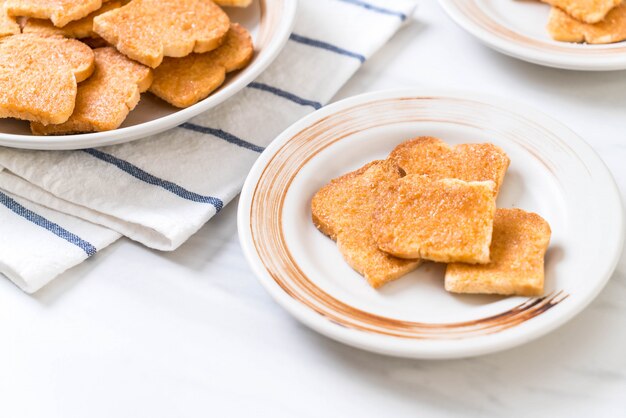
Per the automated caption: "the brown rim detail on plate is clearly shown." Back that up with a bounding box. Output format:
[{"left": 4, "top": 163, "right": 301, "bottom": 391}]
[
  {"left": 451, "top": 0, "right": 626, "bottom": 55},
  {"left": 250, "top": 96, "right": 570, "bottom": 340}
]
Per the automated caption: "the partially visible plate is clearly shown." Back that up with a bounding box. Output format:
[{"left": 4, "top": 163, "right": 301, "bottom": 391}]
[
  {"left": 0, "top": 0, "right": 297, "bottom": 150},
  {"left": 238, "top": 89, "right": 624, "bottom": 359},
  {"left": 438, "top": 0, "right": 626, "bottom": 71}
]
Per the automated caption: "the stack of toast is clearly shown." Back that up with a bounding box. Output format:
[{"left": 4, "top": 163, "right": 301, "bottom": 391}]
[
  {"left": 0, "top": 0, "right": 254, "bottom": 135},
  {"left": 312, "top": 137, "right": 552, "bottom": 297},
  {"left": 542, "top": 0, "right": 626, "bottom": 43}
]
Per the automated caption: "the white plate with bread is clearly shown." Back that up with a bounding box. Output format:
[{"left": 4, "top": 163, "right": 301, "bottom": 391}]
[
  {"left": 238, "top": 89, "right": 624, "bottom": 359},
  {"left": 0, "top": 0, "right": 297, "bottom": 150},
  {"left": 438, "top": 0, "right": 626, "bottom": 71}
]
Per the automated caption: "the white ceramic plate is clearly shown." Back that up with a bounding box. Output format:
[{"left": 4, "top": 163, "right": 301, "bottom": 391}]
[
  {"left": 238, "top": 89, "right": 624, "bottom": 359},
  {"left": 0, "top": 0, "right": 297, "bottom": 150},
  {"left": 438, "top": 0, "right": 626, "bottom": 71}
]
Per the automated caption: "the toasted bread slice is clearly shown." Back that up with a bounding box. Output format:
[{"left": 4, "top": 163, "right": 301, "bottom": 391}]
[
  {"left": 23, "top": 1, "right": 121, "bottom": 38},
  {"left": 150, "top": 23, "right": 253, "bottom": 108},
  {"left": 0, "top": 34, "right": 94, "bottom": 125},
  {"left": 0, "top": 1, "right": 20, "bottom": 37},
  {"left": 5, "top": 0, "right": 107, "bottom": 27},
  {"left": 445, "top": 209, "right": 551, "bottom": 297},
  {"left": 389, "top": 137, "right": 510, "bottom": 197},
  {"left": 93, "top": 0, "right": 230, "bottom": 68},
  {"left": 312, "top": 160, "right": 421, "bottom": 288},
  {"left": 548, "top": 4, "right": 626, "bottom": 43},
  {"left": 214, "top": 0, "right": 252, "bottom": 6},
  {"left": 41, "top": 34, "right": 95, "bottom": 82},
  {"left": 372, "top": 175, "right": 496, "bottom": 264},
  {"left": 31, "top": 47, "right": 152, "bottom": 134},
  {"left": 540, "top": 0, "right": 622, "bottom": 23}
]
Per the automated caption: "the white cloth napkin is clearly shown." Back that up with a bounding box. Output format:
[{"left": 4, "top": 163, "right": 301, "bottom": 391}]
[{"left": 0, "top": 0, "right": 417, "bottom": 293}]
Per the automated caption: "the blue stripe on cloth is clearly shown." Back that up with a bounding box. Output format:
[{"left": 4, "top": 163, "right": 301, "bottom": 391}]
[
  {"left": 247, "top": 82, "right": 322, "bottom": 110},
  {"left": 179, "top": 123, "right": 265, "bottom": 153},
  {"left": 0, "top": 191, "right": 97, "bottom": 256},
  {"left": 81, "top": 148, "right": 224, "bottom": 212},
  {"left": 289, "top": 33, "right": 366, "bottom": 63},
  {"left": 336, "top": 0, "right": 407, "bottom": 20}
]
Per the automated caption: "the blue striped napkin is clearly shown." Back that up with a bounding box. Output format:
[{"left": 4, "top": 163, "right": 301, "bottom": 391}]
[{"left": 0, "top": 0, "right": 417, "bottom": 293}]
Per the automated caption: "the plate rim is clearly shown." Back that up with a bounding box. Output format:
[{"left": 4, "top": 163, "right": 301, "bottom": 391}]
[
  {"left": 237, "top": 88, "right": 624, "bottom": 359},
  {"left": 437, "top": 0, "right": 626, "bottom": 71},
  {"left": 0, "top": 0, "right": 298, "bottom": 150}
]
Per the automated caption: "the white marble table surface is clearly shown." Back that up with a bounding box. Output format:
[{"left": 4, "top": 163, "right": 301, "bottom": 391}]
[{"left": 2, "top": 2, "right": 625, "bottom": 417}]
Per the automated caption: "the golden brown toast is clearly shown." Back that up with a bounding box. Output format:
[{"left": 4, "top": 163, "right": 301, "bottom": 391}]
[
  {"left": 42, "top": 34, "right": 95, "bottom": 82},
  {"left": 372, "top": 175, "right": 496, "bottom": 264},
  {"left": 31, "top": 47, "right": 152, "bottom": 134},
  {"left": 93, "top": 0, "right": 230, "bottom": 68},
  {"left": 214, "top": 0, "right": 252, "bottom": 6},
  {"left": 5, "top": 0, "right": 107, "bottom": 27},
  {"left": 389, "top": 137, "right": 510, "bottom": 197},
  {"left": 311, "top": 160, "right": 421, "bottom": 288},
  {"left": 0, "top": 1, "right": 20, "bottom": 37},
  {"left": 540, "top": 0, "right": 622, "bottom": 23},
  {"left": 23, "top": 1, "right": 121, "bottom": 38},
  {"left": 0, "top": 34, "right": 94, "bottom": 124},
  {"left": 150, "top": 23, "right": 253, "bottom": 108},
  {"left": 547, "top": 3, "right": 626, "bottom": 43},
  {"left": 445, "top": 208, "right": 551, "bottom": 297}
]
